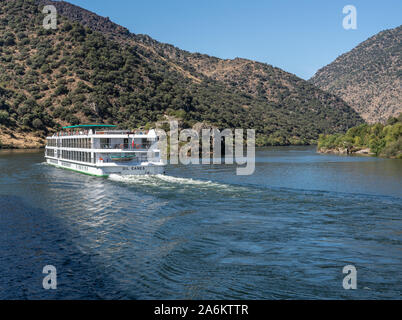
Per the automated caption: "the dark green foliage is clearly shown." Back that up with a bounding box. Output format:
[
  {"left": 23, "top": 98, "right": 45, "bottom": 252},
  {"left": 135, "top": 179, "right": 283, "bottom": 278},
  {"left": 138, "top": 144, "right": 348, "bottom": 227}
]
[
  {"left": 2, "top": 31, "right": 16, "bottom": 46},
  {"left": 318, "top": 114, "right": 402, "bottom": 158},
  {"left": 54, "top": 84, "right": 68, "bottom": 96},
  {"left": 32, "top": 118, "right": 43, "bottom": 129},
  {"left": 65, "top": 114, "right": 80, "bottom": 125},
  {"left": 0, "top": 110, "right": 10, "bottom": 124}
]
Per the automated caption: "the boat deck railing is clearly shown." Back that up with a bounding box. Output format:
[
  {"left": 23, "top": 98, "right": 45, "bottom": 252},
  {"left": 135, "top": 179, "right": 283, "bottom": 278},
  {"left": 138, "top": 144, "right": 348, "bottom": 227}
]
[
  {"left": 95, "top": 130, "right": 131, "bottom": 135},
  {"left": 51, "top": 129, "right": 151, "bottom": 137},
  {"left": 97, "top": 155, "right": 149, "bottom": 164},
  {"left": 100, "top": 143, "right": 152, "bottom": 150}
]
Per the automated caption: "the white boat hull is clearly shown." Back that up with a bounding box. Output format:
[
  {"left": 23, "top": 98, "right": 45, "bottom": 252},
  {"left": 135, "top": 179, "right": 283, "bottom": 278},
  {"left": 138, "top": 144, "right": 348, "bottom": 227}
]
[{"left": 46, "top": 158, "right": 165, "bottom": 177}]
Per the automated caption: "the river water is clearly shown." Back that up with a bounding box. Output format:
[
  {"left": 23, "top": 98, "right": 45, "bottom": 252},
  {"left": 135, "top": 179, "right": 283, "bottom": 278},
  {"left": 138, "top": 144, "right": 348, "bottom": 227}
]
[{"left": 0, "top": 146, "right": 401, "bottom": 299}]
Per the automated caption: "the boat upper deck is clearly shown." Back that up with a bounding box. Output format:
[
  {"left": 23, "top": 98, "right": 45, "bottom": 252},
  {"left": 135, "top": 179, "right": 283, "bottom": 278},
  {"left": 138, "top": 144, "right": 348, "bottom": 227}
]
[
  {"left": 45, "top": 125, "right": 163, "bottom": 166},
  {"left": 47, "top": 125, "right": 157, "bottom": 139},
  {"left": 45, "top": 124, "right": 160, "bottom": 153}
]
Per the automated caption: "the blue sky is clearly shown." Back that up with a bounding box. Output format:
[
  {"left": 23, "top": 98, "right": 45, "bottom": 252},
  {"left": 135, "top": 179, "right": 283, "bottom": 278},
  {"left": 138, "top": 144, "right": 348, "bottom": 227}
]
[{"left": 66, "top": 0, "right": 401, "bottom": 79}]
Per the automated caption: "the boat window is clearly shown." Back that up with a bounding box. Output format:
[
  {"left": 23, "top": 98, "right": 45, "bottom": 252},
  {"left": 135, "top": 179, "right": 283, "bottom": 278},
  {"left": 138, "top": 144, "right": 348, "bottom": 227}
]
[{"left": 100, "top": 138, "right": 111, "bottom": 149}]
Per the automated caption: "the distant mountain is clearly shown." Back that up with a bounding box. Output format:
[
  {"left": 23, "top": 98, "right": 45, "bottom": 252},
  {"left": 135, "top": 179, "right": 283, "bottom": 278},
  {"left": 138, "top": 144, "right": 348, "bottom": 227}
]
[
  {"left": 310, "top": 25, "right": 402, "bottom": 123},
  {"left": 0, "top": 0, "right": 362, "bottom": 148}
]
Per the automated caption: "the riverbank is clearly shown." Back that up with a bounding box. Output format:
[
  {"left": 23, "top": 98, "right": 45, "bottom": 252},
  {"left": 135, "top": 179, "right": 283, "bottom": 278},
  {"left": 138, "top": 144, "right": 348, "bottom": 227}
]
[
  {"left": 0, "top": 128, "right": 45, "bottom": 149},
  {"left": 318, "top": 146, "right": 375, "bottom": 156},
  {"left": 317, "top": 115, "right": 402, "bottom": 159}
]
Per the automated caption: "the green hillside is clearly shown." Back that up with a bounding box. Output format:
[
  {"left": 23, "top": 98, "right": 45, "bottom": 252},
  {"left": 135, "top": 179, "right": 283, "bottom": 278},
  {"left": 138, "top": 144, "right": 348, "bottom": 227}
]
[
  {"left": 318, "top": 114, "right": 402, "bottom": 158},
  {"left": 0, "top": 0, "right": 363, "bottom": 148}
]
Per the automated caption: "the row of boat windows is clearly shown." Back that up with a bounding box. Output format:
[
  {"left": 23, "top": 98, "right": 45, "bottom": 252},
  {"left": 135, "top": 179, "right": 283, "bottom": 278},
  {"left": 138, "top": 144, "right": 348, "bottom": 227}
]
[
  {"left": 62, "top": 151, "right": 93, "bottom": 163},
  {"left": 46, "top": 149, "right": 55, "bottom": 157},
  {"left": 45, "top": 149, "right": 92, "bottom": 163},
  {"left": 62, "top": 138, "right": 91, "bottom": 148},
  {"left": 46, "top": 138, "right": 92, "bottom": 148},
  {"left": 47, "top": 139, "right": 57, "bottom": 147}
]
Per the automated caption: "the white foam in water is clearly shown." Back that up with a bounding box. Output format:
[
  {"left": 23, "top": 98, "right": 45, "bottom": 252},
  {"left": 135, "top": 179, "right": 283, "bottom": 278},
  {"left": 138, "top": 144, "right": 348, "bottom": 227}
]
[
  {"left": 108, "top": 174, "right": 155, "bottom": 183},
  {"left": 109, "top": 174, "right": 210, "bottom": 185},
  {"left": 155, "top": 174, "right": 215, "bottom": 185},
  {"left": 108, "top": 174, "right": 235, "bottom": 190}
]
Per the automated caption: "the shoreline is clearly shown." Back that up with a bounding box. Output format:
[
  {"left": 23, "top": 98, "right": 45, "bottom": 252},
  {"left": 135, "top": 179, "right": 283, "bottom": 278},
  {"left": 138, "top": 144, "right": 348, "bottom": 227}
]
[
  {"left": 317, "top": 146, "right": 375, "bottom": 156},
  {"left": 0, "top": 145, "right": 45, "bottom": 150},
  {"left": 0, "top": 144, "right": 315, "bottom": 151}
]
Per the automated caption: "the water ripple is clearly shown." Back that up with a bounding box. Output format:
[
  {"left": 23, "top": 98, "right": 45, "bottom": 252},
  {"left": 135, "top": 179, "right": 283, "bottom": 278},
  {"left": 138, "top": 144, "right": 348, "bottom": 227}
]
[{"left": 0, "top": 149, "right": 401, "bottom": 299}]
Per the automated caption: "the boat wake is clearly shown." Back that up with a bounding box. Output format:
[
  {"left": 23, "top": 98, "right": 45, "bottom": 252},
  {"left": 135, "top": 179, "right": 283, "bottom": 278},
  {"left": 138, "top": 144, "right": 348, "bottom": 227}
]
[
  {"left": 109, "top": 174, "right": 222, "bottom": 187},
  {"left": 107, "top": 174, "right": 248, "bottom": 194}
]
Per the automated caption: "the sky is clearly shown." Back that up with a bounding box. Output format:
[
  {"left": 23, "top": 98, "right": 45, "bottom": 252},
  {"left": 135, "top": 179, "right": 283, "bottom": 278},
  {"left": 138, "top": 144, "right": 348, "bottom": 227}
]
[{"left": 66, "top": 0, "right": 401, "bottom": 80}]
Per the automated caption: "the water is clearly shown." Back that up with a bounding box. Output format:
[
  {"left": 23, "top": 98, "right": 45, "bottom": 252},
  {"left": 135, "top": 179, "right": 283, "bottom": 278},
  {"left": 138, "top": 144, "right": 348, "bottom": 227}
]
[{"left": 0, "top": 146, "right": 401, "bottom": 299}]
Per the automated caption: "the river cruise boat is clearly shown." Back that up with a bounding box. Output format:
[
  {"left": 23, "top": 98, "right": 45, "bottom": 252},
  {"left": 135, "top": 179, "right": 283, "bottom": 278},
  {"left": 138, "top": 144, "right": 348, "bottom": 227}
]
[{"left": 45, "top": 124, "right": 165, "bottom": 177}]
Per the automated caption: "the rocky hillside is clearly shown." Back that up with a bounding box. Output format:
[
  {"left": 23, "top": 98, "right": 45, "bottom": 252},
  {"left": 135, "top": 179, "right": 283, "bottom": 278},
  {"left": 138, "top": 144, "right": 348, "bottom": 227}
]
[
  {"left": 310, "top": 25, "right": 401, "bottom": 123},
  {"left": 0, "top": 0, "right": 363, "bottom": 148}
]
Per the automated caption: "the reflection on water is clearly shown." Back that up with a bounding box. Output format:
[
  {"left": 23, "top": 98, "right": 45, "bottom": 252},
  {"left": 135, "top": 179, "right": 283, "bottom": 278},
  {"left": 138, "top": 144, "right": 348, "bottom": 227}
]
[{"left": 0, "top": 146, "right": 401, "bottom": 299}]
